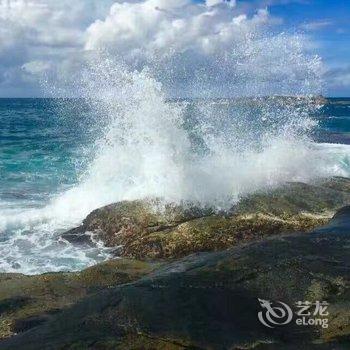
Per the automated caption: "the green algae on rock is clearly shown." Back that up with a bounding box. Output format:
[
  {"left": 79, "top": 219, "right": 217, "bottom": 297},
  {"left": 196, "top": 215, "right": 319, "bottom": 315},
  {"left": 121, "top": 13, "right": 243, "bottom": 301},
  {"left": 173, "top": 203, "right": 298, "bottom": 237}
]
[
  {"left": 2, "top": 207, "right": 350, "bottom": 349},
  {"left": 62, "top": 177, "right": 350, "bottom": 260},
  {"left": 0, "top": 259, "right": 157, "bottom": 340}
]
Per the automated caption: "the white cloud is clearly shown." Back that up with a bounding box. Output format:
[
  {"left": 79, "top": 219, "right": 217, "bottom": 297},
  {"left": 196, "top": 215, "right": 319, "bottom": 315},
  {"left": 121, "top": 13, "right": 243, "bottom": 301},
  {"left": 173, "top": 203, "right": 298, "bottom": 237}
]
[
  {"left": 206, "top": 0, "right": 236, "bottom": 7},
  {"left": 0, "top": 1, "right": 83, "bottom": 49},
  {"left": 83, "top": 1, "right": 319, "bottom": 97},
  {"left": 0, "top": 0, "right": 325, "bottom": 97},
  {"left": 22, "top": 60, "right": 51, "bottom": 74},
  {"left": 85, "top": 1, "right": 273, "bottom": 58},
  {"left": 0, "top": 0, "right": 116, "bottom": 96},
  {"left": 300, "top": 19, "right": 333, "bottom": 31},
  {"left": 326, "top": 66, "right": 350, "bottom": 88}
]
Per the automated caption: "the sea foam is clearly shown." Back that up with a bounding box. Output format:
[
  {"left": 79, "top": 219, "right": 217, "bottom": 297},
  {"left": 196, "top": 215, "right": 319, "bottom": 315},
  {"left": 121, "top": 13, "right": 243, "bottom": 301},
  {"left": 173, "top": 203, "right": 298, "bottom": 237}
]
[{"left": 0, "top": 18, "right": 348, "bottom": 274}]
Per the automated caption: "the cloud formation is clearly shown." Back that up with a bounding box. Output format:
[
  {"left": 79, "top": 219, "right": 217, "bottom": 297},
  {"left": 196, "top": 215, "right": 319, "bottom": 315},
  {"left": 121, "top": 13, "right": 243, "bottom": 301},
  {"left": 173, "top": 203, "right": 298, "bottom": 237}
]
[
  {"left": 0, "top": 0, "right": 114, "bottom": 95},
  {"left": 300, "top": 19, "right": 333, "bottom": 31},
  {"left": 85, "top": 0, "right": 271, "bottom": 59},
  {"left": 0, "top": 0, "right": 346, "bottom": 96},
  {"left": 326, "top": 66, "right": 350, "bottom": 92},
  {"left": 83, "top": 0, "right": 320, "bottom": 97}
]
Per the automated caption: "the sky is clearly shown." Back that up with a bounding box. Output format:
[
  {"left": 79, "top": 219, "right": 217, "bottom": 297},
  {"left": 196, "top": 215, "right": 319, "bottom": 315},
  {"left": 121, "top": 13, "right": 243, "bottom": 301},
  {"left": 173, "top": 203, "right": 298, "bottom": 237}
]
[
  {"left": 269, "top": 0, "right": 350, "bottom": 97},
  {"left": 0, "top": 0, "right": 349, "bottom": 97}
]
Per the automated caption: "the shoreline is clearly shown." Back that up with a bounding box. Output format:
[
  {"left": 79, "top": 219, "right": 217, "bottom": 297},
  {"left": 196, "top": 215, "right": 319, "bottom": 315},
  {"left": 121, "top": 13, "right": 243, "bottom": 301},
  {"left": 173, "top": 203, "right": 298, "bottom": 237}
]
[{"left": 1, "top": 177, "right": 350, "bottom": 348}]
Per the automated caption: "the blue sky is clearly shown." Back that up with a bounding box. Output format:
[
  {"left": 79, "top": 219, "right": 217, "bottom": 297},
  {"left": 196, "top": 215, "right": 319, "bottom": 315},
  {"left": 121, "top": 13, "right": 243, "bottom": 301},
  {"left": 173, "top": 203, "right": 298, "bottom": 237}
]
[
  {"left": 0, "top": 0, "right": 349, "bottom": 97},
  {"left": 198, "top": 0, "right": 350, "bottom": 96},
  {"left": 272, "top": 1, "right": 350, "bottom": 69},
  {"left": 245, "top": 0, "right": 350, "bottom": 96}
]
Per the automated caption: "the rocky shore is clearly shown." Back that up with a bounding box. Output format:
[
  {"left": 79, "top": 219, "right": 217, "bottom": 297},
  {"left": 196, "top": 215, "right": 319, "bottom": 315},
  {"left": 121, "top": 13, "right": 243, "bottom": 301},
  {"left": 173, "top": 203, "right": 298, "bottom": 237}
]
[
  {"left": 63, "top": 177, "right": 350, "bottom": 259},
  {"left": 1, "top": 177, "right": 350, "bottom": 349}
]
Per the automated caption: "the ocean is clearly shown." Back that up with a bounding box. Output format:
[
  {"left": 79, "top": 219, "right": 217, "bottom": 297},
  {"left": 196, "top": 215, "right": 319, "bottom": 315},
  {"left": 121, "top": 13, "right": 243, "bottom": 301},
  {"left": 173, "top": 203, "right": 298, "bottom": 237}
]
[{"left": 1, "top": 97, "right": 350, "bottom": 274}]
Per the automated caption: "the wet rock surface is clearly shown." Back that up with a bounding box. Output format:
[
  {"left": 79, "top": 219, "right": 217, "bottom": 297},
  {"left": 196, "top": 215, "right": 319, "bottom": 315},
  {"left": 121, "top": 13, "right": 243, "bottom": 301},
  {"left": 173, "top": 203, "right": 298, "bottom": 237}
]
[
  {"left": 0, "top": 206, "right": 350, "bottom": 349},
  {"left": 62, "top": 177, "right": 350, "bottom": 259},
  {"left": 0, "top": 259, "right": 157, "bottom": 340},
  {"left": 1, "top": 178, "right": 350, "bottom": 349}
]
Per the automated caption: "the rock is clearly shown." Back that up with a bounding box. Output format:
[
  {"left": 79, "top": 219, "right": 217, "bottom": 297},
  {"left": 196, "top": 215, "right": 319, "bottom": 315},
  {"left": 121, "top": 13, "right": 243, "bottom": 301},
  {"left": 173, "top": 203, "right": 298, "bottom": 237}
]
[
  {"left": 1, "top": 207, "right": 350, "bottom": 349},
  {"left": 62, "top": 177, "right": 350, "bottom": 260},
  {"left": 0, "top": 259, "right": 158, "bottom": 340}
]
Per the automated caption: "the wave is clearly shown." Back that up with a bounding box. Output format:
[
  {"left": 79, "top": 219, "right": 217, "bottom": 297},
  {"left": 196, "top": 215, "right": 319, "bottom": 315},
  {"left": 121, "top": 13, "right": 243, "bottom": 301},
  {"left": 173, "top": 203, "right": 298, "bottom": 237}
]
[
  {"left": 1, "top": 138, "right": 350, "bottom": 274},
  {"left": 0, "top": 15, "right": 344, "bottom": 273}
]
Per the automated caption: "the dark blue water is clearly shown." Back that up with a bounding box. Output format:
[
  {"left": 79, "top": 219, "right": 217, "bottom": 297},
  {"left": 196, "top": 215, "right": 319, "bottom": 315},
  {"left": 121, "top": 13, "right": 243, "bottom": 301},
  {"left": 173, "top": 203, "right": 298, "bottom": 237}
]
[{"left": 317, "top": 98, "right": 350, "bottom": 144}]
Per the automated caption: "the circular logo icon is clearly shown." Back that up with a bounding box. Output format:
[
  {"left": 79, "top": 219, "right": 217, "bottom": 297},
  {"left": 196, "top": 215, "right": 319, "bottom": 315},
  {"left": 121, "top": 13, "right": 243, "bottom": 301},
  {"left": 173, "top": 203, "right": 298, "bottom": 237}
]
[{"left": 258, "top": 298, "right": 293, "bottom": 328}]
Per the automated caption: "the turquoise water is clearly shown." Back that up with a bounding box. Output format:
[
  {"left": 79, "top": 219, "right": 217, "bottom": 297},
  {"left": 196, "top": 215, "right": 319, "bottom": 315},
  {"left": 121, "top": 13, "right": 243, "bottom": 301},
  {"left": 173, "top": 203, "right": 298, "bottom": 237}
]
[
  {"left": 0, "top": 99, "right": 113, "bottom": 273},
  {"left": 0, "top": 99, "right": 78, "bottom": 209},
  {"left": 1, "top": 97, "right": 350, "bottom": 274},
  {"left": 0, "top": 99, "right": 100, "bottom": 211},
  {"left": 1, "top": 98, "right": 350, "bottom": 209}
]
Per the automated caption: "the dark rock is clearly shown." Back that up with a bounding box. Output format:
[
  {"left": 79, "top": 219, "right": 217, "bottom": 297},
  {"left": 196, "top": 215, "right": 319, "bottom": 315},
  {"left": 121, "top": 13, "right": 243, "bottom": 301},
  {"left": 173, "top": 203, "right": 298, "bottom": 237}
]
[
  {"left": 1, "top": 208, "right": 350, "bottom": 349},
  {"left": 62, "top": 177, "right": 350, "bottom": 260},
  {"left": 0, "top": 259, "right": 158, "bottom": 339},
  {"left": 0, "top": 297, "right": 30, "bottom": 315},
  {"left": 12, "top": 316, "right": 50, "bottom": 334}
]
